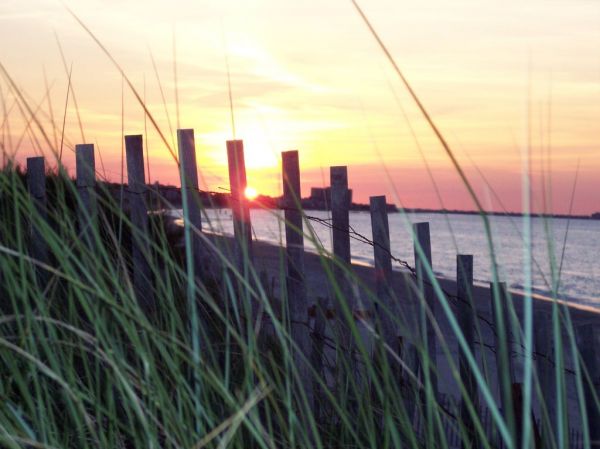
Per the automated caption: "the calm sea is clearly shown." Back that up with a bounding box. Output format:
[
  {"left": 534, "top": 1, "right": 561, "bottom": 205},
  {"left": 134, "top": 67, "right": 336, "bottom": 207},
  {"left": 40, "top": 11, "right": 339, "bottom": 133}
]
[{"left": 174, "top": 209, "right": 600, "bottom": 307}]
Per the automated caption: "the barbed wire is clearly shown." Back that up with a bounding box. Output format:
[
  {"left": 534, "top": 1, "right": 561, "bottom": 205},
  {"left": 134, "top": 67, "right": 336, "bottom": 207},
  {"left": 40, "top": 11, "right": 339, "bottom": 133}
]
[
  {"left": 87, "top": 186, "right": 579, "bottom": 376},
  {"left": 25, "top": 177, "right": 577, "bottom": 377},
  {"left": 285, "top": 209, "right": 578, "bottom": 377},
  {"left": 300, "top": 213, "right": 498, "bottom": 328}
]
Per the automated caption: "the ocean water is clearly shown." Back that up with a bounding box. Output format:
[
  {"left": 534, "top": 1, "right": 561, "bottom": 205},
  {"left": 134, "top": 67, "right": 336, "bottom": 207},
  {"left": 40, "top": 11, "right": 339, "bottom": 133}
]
[{"left": 176, "top": 208, "right": 600, "bottom": 307}]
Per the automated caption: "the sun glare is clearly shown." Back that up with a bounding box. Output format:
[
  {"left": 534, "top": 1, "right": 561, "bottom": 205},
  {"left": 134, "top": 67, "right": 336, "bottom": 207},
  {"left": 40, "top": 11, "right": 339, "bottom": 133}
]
[{"left": 244, "top": 186, "right": 259, "bottom": 200}]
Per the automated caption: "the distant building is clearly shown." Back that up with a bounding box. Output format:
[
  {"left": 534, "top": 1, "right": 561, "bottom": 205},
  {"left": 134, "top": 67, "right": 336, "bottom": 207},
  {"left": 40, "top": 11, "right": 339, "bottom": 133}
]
[
  {"left": 310, "top": 187, "right": 330, "bottom": 206},
  {"left": 302, "top": 186, "right": 352, "bottom": 210}
]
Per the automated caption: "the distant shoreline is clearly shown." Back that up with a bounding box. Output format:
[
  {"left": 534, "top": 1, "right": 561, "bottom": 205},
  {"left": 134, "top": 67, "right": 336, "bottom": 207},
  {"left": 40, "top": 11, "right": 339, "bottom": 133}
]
[
  {"left": 383, "top": 207, "right": 600, "bottom": 221},
  {"left": 311, "top": 204, "right": 598, "bottom": 220},
  {"left": 98, "top": 181, "right": 600, "bottom": 221}
]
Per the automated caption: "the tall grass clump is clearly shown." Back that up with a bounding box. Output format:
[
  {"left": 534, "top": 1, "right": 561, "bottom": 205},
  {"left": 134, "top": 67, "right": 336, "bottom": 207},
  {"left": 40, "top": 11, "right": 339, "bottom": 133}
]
[
  {"left": 0, "top": 159, "right": 421, "bottom": 448},
  {"left": 1, "top": 5, "right": 600, "bottom": 448},
  {"left": 1, "top": 148, "right": 599, "bottom": 449}
]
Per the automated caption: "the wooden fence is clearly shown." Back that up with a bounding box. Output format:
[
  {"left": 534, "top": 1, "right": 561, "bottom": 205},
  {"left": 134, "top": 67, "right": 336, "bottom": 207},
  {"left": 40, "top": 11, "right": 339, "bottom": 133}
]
[{"left": 23, "top": 129, "right": 600, "bottom": 449}]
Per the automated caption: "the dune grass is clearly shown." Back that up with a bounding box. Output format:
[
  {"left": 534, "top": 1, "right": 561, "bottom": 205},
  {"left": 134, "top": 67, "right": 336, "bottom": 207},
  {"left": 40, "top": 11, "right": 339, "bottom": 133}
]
[
  {"left": 0, "top": 3, "right": 599, "bottom": 448},
  {"left": 0, "top": 151, "right": 598, "bottom": 448}
]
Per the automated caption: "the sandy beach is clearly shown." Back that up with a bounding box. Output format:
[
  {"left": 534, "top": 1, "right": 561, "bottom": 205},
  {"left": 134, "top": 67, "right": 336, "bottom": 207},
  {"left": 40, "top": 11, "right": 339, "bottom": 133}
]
[{"left": 179, "top": 223, "right": 599, "bottom": 431}]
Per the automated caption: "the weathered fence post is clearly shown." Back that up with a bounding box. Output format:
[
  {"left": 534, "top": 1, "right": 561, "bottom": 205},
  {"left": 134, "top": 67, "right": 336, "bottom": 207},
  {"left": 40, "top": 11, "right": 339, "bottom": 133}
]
[
  {"left": 26, "top": 156, "right": 48, "bottom": 280},
  {"left": 413, "top": 222, "right": 438, "bottom": 396},
  {"left": 330, "top": 166, "right": 353, "bottom": 350},
  {"left": 310, "top": 296, "right": 328, "bottom": 419},
  {"left": 177, "top": 129, "right": 205, "bottom": 434},
  {"left": 226, "top": 139, "right": 257, "bottom": 328},
  {"left": 369, "top": 195, "right": 397, "bottom": 350},
  {"left": 457, "top": 254, "right": 477, "bottom": 449},
  {"left": 489, "top": 281, "right": 517, "bottom": 445},
  {"left": 177, "top": 129, "right": 203, "bottom": 279},
  {"left": 75, "top": 144, "right": 96, "bottom": 247},
  {"left": 534, "top": 310, "right": 556, "bottom": 449},
  {"left": 577, "top": 323, "right": 600, "bottom": 448},
  {"left": 490, "top": 282, "right": 515, "bottom": 377},
  {"left": 282, "top": 150, "right": 306, "bottom": 304},
  {"left": 370, "top": 195, "right": 407, "bottom": 424},
  {"left": 227, "top": 140, "right": 253, "bottom": 267},
  {"left": 281, "top": 150, "right": 313, "bottom": 405},
  {"left": 125, "top": 135, "right": 153, "bottom": 311}
]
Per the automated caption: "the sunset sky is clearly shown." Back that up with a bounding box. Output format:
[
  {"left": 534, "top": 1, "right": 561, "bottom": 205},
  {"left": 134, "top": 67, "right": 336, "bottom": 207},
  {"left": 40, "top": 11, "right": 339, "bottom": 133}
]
[{"left": 1, "top": 0, "right": 599, "bottom": 214}]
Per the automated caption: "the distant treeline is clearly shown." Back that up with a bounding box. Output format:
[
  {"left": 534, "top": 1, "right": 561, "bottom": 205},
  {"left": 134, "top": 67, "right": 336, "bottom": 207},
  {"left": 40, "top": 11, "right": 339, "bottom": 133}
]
[
  {"left": 9, "top": 166, "right": 599, "bottom": 219},
  {"left": 140, "top": 183, "right": 600, "bottom": 219},
  {"left": 104, "top": 182, "right": 399, "bottom": 212}
]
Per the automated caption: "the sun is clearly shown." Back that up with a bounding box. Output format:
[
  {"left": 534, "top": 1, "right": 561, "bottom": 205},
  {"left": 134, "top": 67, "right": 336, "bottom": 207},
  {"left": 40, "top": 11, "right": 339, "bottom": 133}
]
[{"left": 244, "top": 186, "right": 259, "bottom": 200}]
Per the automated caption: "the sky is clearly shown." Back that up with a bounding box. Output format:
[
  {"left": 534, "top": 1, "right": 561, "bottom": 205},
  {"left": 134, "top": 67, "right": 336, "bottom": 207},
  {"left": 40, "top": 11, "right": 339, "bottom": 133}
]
[{"left": 1, "top": 0, "right": 599, "bottom": 214}]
